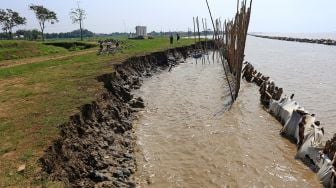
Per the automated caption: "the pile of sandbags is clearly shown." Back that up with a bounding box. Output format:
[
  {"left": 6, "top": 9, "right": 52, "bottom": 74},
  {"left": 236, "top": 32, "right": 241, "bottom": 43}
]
[{"left": 242, "top": 62, "right": 335, "bottom": 187}]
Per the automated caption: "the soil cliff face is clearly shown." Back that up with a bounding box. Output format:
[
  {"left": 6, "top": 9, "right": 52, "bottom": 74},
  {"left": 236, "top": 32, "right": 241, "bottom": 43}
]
[{"left": 39, "top": 43, "right": 208, "bottom": 187}]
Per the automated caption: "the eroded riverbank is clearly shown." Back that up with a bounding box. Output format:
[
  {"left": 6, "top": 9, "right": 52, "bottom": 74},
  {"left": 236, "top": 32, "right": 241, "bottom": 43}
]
[
  {"left": 39, "top": 41, "right": 325, "bottom": 187},
  {"left": 134, "top": 56, "right": 321, "bottom": 187},
  {"left": 39, "top": 44, "right": 204, "bottom": 187}
]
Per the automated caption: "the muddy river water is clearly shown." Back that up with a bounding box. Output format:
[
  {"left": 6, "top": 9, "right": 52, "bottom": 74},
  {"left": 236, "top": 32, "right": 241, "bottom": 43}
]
[
  {"left": 245, "top": 36, "right": 336, "bottom": 140},
  {"left": 133, "top": 37, "right": 336, "bottom": 187}
]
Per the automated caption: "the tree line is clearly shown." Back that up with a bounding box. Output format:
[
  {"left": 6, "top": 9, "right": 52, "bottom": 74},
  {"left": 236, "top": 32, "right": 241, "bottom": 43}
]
[
  {"left": 0, "top": 29, "right": 94, "bottom": 40},
  {"left": 0, "top": 3, "right": 86, "bottom": 41}
]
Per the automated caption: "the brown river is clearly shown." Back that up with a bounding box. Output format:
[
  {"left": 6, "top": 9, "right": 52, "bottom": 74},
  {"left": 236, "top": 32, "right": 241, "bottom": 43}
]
[{"left": 133, "top": 36, "right": 336, "bottom": 187}]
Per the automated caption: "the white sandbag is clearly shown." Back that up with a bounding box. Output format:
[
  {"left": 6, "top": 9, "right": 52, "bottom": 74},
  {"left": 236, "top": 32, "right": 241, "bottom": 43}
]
[
  {"left": 280, "top": 110, "right": 302, "bottom": 142},
  {"left": 269, "top": 99, "right": 281, "bottom": 117},
  {"left": 279, "top": 101, "right": 300, "bottom": 125},
  {"left": 312, "top": 126, "right": 324, "bottom": 147},
  {"left": 304, "top": 115, "right": 316, "bottom": 127},
  {"left": 296, "top": 130, "right": 316, "bottom": 159},
  {"left": 301, "top": 125, "right": 324, "bottom": 147},
  {"left": 297, "top": 126, "right": 325, "bottom": 159},
  {"left": 279, "top": 96, "right": 292, "bottom": 106},
  {"left": 269, "top": 96, "right": 290, "bottom": 119},
  {"left": 317, "top": 156, "right": 335, "bottom": 187},
  {"left": 303, "top": 115, "right": 316, "bottom": 137}
]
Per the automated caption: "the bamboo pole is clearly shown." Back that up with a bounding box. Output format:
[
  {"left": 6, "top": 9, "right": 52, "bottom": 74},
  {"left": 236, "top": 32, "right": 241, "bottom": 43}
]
[
  {"left": 220, "top": 0, "right": 252, "bottom": 100},
  {"left": 205, "top": 0, "right": 217, "bottom": 41},
  {"left": 202, "top": 18, "right": 206, "bottom": 51},
  {"left": 202, "top": 0, "right": 252, "bottom": 102},
  {"left": 196, "top": 17, "right": 201, "bottom": 43},
  {"left": 204, "top": 0, "right": 235, "bottom": 101},
  {"left": 193, "top": 17, "right": 197, "bottom": 44},
  {"left": 193, "top": 17, "right": 198, "bottom": 64}
]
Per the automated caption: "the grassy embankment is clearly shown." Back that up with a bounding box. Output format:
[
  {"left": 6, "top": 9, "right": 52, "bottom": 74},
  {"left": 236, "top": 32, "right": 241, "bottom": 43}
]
[
  {"left": 0, "top": 40, "right": 97, "bottom": 64},
  {"left": 0, "top": 37, "right": 195, "bottom": 187},
  {"left": 0, "top": 40, "right": 69, "bottom": 61}
]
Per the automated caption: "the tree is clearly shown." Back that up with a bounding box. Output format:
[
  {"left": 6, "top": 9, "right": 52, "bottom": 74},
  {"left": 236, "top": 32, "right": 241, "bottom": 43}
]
[
  {"left": 0, "top": 9, "right": 26, "bottom": 39},
  {"left": 15, "top": 29, "right": 26, "bottom": 36},
  {"left": 15, "top": 29, "right": 41, "bottom": 40},
  {"left": 70, "top": 4, "right": 86, "bottom": 41},
  {"left": 29, "top": 5, "right": 58, "bottom": 41},
  {"left": 31, "top": 29, "right": 40, "bottom": 40}
]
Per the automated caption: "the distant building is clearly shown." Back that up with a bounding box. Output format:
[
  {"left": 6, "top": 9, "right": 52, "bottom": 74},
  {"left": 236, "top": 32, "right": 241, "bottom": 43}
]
[{"left": 135, "top": 26, "right": 147, "bottom": 38}]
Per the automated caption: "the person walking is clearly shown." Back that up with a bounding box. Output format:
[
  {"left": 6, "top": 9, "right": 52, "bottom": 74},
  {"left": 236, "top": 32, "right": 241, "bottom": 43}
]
[
  {"left": 176, "top": 33, "right": 180, "bottom": 43},
  {"left": 98, "top": 41, "right": 103, "bottom": 55},
  {"left": 170, "top": 33, "right": 174, "bottom": 45}
]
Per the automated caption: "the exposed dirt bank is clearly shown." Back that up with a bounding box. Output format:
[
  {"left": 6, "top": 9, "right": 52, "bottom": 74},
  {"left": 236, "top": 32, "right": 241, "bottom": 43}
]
[{"left": 39, "top": 42, "right": 211, "bottom": 187}]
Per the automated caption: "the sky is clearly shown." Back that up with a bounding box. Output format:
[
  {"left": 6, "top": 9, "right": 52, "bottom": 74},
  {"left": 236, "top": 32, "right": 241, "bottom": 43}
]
[{"left": 1, "top": 0, "right": 336, "bottom": 34}]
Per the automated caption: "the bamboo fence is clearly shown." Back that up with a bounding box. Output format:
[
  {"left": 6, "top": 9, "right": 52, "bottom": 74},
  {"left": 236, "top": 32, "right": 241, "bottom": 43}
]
[{"left": 205, "top": 0, "right": 253, "bottom": 102}]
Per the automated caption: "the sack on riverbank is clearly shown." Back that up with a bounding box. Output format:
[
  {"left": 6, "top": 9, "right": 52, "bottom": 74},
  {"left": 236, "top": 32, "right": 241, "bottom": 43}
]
[
  {"left": 279, "top": 101, "right": 300, "bottom": 125},
  {"left": 269, "top": 99, "right": 281, "bottom": 117},
  {"left": 317, "top": 156, "right": 335, "bottom": 187},
  {"left": 297, "top": 125, "right": 324, "bottom": 160},
  {"left": 280, "top": 110, "right": 303, "bottom": 142},
  {"left": 303, "top": 115, "right": 316, "bottom": 137},
  {"left": 269, "top": 96, "right": 292, "bottom": 121}
]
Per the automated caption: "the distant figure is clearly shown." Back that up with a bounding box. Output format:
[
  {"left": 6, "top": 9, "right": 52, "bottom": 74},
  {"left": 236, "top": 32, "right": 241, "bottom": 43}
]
[
  {"left": 176, "top": 33, "right": 180, "bottom": 42},
  {"left": 98, "top": 41, "right": 103, "bottom": 49},
  {"left": 98, "top": 41, "right": 103, "bottom": 52},
  {"left": 170, "top": 34, "right": 174, "bottom": 45},
  {"left": 116, "top": 41, "right": 120, "bottom": 48}
]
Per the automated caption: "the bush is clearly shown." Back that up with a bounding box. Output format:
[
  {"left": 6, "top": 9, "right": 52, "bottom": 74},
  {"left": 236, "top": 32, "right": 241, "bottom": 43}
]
[{"left": 43, "top": 42, "right": 96, "bottom": 50}]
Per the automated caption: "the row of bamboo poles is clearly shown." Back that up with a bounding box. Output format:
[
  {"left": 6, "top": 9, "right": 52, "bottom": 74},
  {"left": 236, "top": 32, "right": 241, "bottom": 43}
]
[
  {"left": 224, "top": 0, "right": 253, "bottom": 100},
  {"left": 204, "top": 0, "right": 253, "bottom": 103},
  {"left": 192, "top": 16, "right": 211, "bottom": 64}
]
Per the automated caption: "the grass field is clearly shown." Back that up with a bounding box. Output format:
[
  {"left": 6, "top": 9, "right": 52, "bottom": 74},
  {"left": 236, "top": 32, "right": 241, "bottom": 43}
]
[
  {"left": 0, "top": 37, "right": 196, "bottom": 187},
  {"left": 0, "top": 40, "right": 69, "bottom": 61},
  {"left": 0, "top": 40, "right": 98, "bottom": 62}
]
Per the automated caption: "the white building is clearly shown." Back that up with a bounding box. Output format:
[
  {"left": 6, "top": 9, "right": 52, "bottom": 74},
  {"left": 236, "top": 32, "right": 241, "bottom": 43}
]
[{"left": 135, "top": 26, "right": 147, "bottom": 37}]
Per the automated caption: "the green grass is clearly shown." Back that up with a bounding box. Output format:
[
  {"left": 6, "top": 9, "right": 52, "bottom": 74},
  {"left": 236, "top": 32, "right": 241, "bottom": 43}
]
[
  {"left": 0, "top": 40, "right": 98, "bottom": 61},
  {"left": 0, "top": 40, "right": 69, "bottom": 61},
  {"left": 0, "top": 37, "right": 196, "bottom": 187}
]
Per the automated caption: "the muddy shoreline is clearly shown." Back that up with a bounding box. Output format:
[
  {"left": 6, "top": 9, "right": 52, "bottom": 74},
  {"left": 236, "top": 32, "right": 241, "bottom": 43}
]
[
  {"left": 39, "top": 42, "right": 212, "bottom": 187},
  {"left": 250, "top": 34, "right": 336, "bottom": 46}
]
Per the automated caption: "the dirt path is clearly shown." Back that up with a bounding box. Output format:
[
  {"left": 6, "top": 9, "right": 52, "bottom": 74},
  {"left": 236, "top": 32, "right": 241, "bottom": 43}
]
[{"left": 0, "top": 48, "right": 97, "bottom": 69}]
